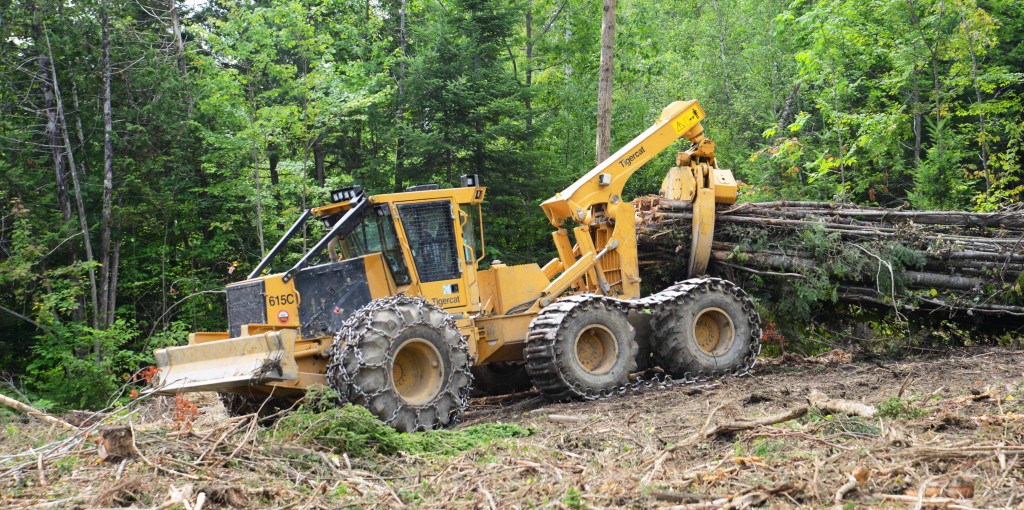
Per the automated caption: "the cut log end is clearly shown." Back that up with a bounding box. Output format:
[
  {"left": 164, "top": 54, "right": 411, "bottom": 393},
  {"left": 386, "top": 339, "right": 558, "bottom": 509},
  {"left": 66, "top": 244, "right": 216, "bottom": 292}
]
[{"left": 97, "top": 425, "right": 135, "bottom": 462}]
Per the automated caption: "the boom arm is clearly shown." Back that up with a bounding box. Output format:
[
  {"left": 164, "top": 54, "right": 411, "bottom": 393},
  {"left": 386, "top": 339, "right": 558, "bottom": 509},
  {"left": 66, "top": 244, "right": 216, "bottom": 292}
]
[{"left": 540, "top": 100, "right": 707, "bottom": 226}]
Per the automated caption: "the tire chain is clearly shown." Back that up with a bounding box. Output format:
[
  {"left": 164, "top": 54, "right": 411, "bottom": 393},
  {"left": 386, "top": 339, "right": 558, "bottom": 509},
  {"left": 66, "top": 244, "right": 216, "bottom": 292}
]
[
  {"left": 325, "top": 295, "right": 474, "bottom": 431},
  {"left": 525, "top": 277, "right": 762, "bottom": 402}
]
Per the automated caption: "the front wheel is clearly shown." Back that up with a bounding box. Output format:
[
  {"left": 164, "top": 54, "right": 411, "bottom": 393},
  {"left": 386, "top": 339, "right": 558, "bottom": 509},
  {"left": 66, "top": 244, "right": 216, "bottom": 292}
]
[
  {"left": 327, "top": 296, "right": 473, "bottom": 432},
  {"left": 651, "top": 278, "right": 761, "bottom": 378},
  {"left": 525, "top": 297, "right": 637, "bottom": 401}
]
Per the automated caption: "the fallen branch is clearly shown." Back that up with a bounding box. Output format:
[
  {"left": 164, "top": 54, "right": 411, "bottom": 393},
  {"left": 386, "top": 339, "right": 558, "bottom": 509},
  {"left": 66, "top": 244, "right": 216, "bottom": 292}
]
[
  {"left": 703, "top": 406, "right": 809, "bottom": 437},
  {"left": 834, "top": 473, "right": 857, "bottom": 503},
  {"left": 0, "top": 394, "right": 78, "bottom": 431},
  {"left": 807, "top": 390, "right": 877, "bottom": 418},
  {"left": 879, "top": 493, "right": 982, "bottom": 510}
]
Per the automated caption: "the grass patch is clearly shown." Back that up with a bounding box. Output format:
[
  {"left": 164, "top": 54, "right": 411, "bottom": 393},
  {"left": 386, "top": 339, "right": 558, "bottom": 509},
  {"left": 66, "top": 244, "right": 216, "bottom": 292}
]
[
  {"left": 273, "top": 386, "right": 530, "bottom": 457},
  {"left": 561, "top": 487, "right": 583, "bottom": 509},
  {"left": 877, "top": 397, "right": 928, "bottom": 419},
  {"left": 802, "top": 407, "right": 881, "bottom": 437},
  {"left": 752, "top": 438, "right": 786, "bottom": 458}
]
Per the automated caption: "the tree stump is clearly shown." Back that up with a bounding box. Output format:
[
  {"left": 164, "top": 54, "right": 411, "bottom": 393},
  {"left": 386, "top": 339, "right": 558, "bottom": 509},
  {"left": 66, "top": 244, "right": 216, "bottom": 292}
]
[{"left": 97, "top": 426, "right": 135, "bottom": 461}]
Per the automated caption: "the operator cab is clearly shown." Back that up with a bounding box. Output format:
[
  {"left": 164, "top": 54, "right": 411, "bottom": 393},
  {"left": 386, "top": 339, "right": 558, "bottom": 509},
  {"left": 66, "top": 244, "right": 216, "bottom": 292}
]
[{"left": 325, "top": 204, "right": 412, "bottom": 286}]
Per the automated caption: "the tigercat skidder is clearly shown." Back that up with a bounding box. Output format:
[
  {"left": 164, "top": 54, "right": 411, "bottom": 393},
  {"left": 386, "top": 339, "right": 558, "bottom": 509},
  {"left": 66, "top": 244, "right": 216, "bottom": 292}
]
[{"left": 152, "top": 100, "right": 762, "bottom": 432}]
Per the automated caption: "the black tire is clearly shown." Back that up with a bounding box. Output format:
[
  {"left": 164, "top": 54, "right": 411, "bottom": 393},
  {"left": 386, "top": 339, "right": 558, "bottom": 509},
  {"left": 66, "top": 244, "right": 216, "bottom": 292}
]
[
  {"left": 471, "top": 362, "right": 532, "bottom": 396},
  {"left": 627, "top": 310, "right": 655, "bottom": 371},
  {"left": 651, "top": 278, "right": 761, "bottom": 377},
  {"left": 525, "top": 297, "right": 637, "bottom": 400},
  {"left": 327, "top": 296, "right": 472, "bottom": 432}
]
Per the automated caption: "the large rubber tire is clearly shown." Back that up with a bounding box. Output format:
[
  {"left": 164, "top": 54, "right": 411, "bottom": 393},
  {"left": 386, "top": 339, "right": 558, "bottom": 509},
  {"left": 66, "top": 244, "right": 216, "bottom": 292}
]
[
  {"left": 471, "top": 362, "right": 532, "bottom": 396},
  {"left": 651, "top": 278, "right": 761, "bottom": 378},
  {"left": 525, "top": 297, "right": 637, "bottom": 401},
  {"left": 327, "top": 296, "right": 472, "bottom": 432}
]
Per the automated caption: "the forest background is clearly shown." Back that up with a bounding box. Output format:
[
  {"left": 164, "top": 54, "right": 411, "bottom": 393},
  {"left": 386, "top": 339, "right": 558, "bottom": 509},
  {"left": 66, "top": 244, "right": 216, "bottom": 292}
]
[{"left": 0, "top": 0, "right": 1021, "bottom": 409}]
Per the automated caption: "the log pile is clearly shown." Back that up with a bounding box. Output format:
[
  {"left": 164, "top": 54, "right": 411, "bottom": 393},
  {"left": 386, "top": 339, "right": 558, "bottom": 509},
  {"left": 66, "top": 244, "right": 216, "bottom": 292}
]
[{"left": 635, "top": 196, "right": 1024, "bottom": 319}]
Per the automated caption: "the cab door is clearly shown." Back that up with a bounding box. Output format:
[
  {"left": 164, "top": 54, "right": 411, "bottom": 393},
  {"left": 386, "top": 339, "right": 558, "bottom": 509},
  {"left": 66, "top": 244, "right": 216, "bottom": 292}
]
[{"left": 395, "top": 200, "right": 469, "bottom": 311}]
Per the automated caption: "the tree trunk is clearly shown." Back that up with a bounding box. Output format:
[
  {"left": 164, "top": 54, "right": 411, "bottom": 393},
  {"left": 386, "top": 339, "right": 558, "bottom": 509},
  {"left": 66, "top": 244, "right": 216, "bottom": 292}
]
[
  {"left": 394, "top": 0, "right": 407, "bottom": 192},
  {"left": 107, "top": 238, "right": 120, "bottom": 326},
  {"left": 819, "top": 24, "right": 845, "bottom": 196},
  {"left": 711, "top": 0, "right": 732, "bottom": 108},
  {"left": 99, "top": 9, "right": 115, "bottom": 328},
  {"left": 930, "top": 1, "right": 946, "bottom": 150},
  {"left": 29, "top": 0, "right": 71, "bottom": 223},
  {"left": 168, "top": 0, "right": 191, "bottom": 119},
  {"left": 962, "top": 12, "right": 990, "bottom": 191},
  {"left": 313, "top": 137, "right": 325, "bottom": 186},
  {"left": 168, "top": 0, "right": 186, "bottom": 76},
  {"left": 268, "top": 145, "right": 280, "bottom": 186},
  {"left": 71, "top": 83, "right": 89, "bottom": 178},
  {"left": 525, "top": 0, "right": 533, "bottom": 131},
  {"left": 595, "top": 0, "right": 616, "bottom": 163},
  {"left": 778, "top": 84, "right": 800, "bottom": 129},
  {"left": 46, "top": 30, "right": 99, "bottom": 331},
  {"left": 912, "top": 66, "right": 921, "bottom": 169}
]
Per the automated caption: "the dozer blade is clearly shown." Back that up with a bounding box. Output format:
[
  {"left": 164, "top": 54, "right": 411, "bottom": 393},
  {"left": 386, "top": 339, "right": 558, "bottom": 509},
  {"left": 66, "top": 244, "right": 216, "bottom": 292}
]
[{"left": 149, "top": 330, "right": 300, "bottom": 395}]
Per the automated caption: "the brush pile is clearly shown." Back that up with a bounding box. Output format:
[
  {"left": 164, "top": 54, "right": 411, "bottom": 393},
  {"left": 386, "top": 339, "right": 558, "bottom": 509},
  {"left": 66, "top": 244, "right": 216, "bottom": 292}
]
[{"left": 635, "top": 196, "right": 1024, "bottom": 319}]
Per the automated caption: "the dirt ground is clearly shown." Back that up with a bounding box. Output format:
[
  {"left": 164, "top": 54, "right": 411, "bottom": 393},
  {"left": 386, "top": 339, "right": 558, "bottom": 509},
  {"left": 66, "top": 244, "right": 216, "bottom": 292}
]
[{"left": 2, "top": 348, "right": 1023, "bottom": 509}]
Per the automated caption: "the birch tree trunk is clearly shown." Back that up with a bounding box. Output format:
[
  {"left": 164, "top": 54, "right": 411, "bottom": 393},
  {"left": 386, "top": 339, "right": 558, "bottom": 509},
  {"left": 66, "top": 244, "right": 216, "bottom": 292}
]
[
  {"left": 168, "top": 0, "right": 190, "bottom": 117},
  {"left": 99, "top": 8, "right": 115, "bottom": 328},
  {"left": 71, "top": 83, "right": 89, "bottom": 178},
  {"left": 107, "top": 238, "right": 120, "bottom": 325},
  {"left": 168, "top": 0, "right": 186, "bottom": 76},
  {"left": 595, "top": 0, "right": 615, "bottom": 163},
  {"left": 29, "top": 0, "right": 71, "bottom": 223},
  {"left": 46, "top": 30, "right": 100, "bottom": 331}
]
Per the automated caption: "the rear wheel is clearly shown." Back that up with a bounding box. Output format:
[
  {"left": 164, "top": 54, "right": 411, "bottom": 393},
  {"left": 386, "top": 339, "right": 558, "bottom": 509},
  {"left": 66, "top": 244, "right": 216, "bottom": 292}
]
[
  {"left": 327, "top": 296, "right": 472, "bottom": 432},
  {"left": 651, "top": 278, "right": 760, "bottom": 378},
  {"left": 525, "top": 297, "right": 637, "bottom": 401}
]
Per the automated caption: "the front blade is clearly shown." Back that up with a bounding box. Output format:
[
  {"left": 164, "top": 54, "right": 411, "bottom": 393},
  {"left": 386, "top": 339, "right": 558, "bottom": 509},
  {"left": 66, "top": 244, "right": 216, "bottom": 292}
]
[{"left": 149, "top": 330, "right": 299, "bottom": 395}]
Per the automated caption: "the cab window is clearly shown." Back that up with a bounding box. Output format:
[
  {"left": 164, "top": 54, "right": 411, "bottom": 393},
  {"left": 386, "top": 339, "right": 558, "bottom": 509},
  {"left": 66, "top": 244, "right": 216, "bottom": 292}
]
[
  {"left": 397, "top": 201, "right": 461, "bottom": 282},
  {"left": 332, "top": 206, "right": 411, "bottom": 285}
]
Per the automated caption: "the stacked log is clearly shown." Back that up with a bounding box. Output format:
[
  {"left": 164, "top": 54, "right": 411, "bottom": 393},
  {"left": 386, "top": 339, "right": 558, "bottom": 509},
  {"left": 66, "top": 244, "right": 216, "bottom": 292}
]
[{"left": 635, "top": 196, "right": 1024, "bottom": 318}]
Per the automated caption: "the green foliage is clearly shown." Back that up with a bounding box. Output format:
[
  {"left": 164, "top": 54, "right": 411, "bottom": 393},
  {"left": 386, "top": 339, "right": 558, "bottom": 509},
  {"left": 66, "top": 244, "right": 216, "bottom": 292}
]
[
  {"left": 273, "top": 386, "right": 531, "bottom": 457},
  {"left": 751, "top": 438, "right": 786, "bottom": 458},
  {"left": 561, "top": 487, "right": 584, "bottom": 510},
  {"left": 877, "top": 397, "right": 928, "bottom": 419}
]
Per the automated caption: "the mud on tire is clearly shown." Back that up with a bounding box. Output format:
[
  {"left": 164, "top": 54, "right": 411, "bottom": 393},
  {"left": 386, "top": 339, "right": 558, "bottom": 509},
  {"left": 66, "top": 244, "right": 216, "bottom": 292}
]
[
  {"left": 651, "top": 278, "right": 761, "bottom": 378},
  {"left": 525, "top": 297, "right": 637, "bottom": 401},
  {"left": 326, "top": 296, "right": 473, "bottom": 432}
]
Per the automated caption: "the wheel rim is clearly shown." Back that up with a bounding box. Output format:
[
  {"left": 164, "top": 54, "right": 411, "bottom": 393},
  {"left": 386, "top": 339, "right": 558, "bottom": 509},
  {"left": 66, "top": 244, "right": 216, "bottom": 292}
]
[
  {"left": 391, "top": 338, "right": 444, "bottom": 405},
  {"left": 692, "top": 307, "right": 735, "bottom": 356},
  {"left": 573, "top": 325, "right": 618, "bottom": 375}
]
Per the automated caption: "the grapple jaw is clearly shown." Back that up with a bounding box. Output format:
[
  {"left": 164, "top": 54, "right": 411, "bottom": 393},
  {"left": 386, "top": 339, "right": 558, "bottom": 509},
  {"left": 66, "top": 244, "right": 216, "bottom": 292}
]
[{"left": 149, "top": 329, "right": 300, "bottom": 395}]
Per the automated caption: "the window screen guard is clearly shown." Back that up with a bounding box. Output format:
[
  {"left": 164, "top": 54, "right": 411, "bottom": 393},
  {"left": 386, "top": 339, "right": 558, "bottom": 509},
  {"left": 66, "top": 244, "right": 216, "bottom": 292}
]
[{"left": 398, "top": 201, "right": 462, "bottom": 283}]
